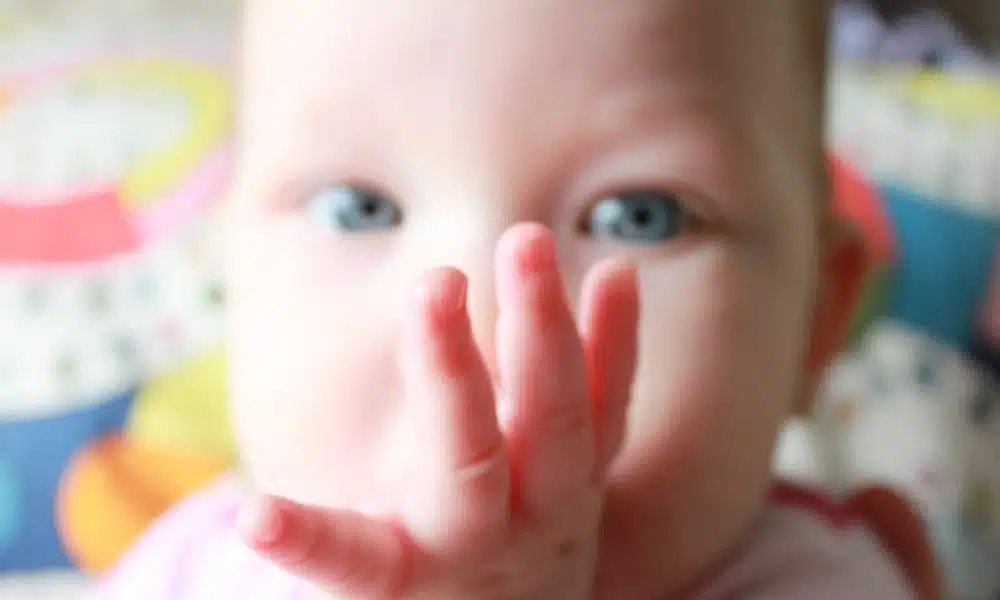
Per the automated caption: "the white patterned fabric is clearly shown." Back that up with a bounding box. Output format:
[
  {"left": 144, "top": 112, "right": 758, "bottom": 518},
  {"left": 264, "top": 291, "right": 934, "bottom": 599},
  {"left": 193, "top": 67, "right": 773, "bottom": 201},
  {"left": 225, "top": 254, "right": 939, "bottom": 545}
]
[{"left": 781, "top": 322, "right": 1000, "bottom": 600}]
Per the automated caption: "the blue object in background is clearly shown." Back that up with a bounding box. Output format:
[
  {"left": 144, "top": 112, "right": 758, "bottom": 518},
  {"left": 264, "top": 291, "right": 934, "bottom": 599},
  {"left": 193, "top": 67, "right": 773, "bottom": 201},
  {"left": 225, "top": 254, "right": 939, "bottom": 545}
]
[
  {"left": 0, "top": 388, "right": 135, "bottom": 573},
  {"left": 881, "top": 184, "right": 998, "bottom": 349},
  {"left": 0, "top": 459, "right": 19, "bottom": 554}
]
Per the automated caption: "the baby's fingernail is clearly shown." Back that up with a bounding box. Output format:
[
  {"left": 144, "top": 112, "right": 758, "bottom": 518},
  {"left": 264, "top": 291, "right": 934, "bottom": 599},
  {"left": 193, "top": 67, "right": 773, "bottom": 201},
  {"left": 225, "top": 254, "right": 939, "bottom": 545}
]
[
  {"left": 237, "top": 496, "right": 285, "bottom": 549},
  {"left": 416, "top": 268, "right": 467, "bottom": 320},
  {"left": 515, "top": 229, "right": 556, "bottom": 277}
]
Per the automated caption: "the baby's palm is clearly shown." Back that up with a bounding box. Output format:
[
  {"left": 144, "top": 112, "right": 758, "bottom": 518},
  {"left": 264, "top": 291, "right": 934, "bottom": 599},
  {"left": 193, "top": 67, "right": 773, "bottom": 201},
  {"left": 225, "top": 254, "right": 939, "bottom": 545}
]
[{"left": 236, "top": 224, "right": 640, "bottom": 600}]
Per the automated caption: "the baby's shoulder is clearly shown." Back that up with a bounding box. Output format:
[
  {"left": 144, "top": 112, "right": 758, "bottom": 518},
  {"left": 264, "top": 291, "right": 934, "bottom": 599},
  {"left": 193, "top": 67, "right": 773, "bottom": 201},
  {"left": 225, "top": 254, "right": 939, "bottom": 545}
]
[
  {"left": 695, "top": 483, "right": 939, "bottom": 600},
  {"left": 86, "top": 475, "right": 304, "bottom": 599}
]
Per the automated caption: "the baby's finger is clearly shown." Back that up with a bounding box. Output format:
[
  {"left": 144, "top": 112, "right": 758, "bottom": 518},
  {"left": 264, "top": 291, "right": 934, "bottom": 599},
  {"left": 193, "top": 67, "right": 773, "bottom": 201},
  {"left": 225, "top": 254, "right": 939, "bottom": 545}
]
[
  {"left": 401, "top": 267, "right": 510, "bottom": 555},
  {"left": 578, "top": 259, "right": 639, "bottom": 475},
  {"left": 496, "top": 224, "right": 594, "bottom": 517},
  {"left": 238, "top": 495, "right": 407, "bottom": 599}
]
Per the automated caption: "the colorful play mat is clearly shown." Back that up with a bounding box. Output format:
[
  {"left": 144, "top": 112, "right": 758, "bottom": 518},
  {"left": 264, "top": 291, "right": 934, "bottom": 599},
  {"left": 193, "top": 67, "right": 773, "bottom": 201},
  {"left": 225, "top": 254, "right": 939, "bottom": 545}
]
[
  {"left": 828, "top": 64, "right": 998, "bottom": 352},
  {"left": 823, "top": 66, "right": 1000, "bottom": 600},
  {"left": 0, "top": 4, "right": 236, "bottom": 583}
]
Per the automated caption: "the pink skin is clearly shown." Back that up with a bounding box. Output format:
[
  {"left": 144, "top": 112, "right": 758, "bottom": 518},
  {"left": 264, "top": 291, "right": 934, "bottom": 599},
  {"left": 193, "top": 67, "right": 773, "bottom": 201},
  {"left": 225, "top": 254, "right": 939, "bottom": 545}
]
[
  {"left": 227, "top": 0, "right": 858, "bottom": 598},
  {"left": 236, "top": 226, "right": 638, "bottom": 599}
]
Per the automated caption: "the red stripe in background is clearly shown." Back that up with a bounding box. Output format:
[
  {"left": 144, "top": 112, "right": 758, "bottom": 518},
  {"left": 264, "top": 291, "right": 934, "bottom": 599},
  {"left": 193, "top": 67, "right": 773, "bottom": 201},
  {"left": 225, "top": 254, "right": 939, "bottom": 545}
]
[
  {"left": 770, "top": 482, "right": 853, "bottom": 530},
  {"left": 0, "top": 187, "right": 139, "bottom": 265},
  {"left": 985, "top": 244, "right": 1000, "bottom": 345},
  {"left": 829, "top": 154, "right": 895, "bottom": 265}
]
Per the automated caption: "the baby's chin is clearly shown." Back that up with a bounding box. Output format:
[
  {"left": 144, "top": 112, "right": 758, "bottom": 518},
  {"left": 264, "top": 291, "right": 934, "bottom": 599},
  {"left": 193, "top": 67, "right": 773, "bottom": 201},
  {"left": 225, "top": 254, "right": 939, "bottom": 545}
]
[
  {"left": 594, "top": 482, "right": 771, "bottom": 600},
  {"left": 239, "top": 420, "right": 419, "bottom": 510},
  {"left": 593, "top": 420, "right": 779, "bottom": 598},
  {"left": 243, "top": 462, "right": 395, "bottom": 514}
]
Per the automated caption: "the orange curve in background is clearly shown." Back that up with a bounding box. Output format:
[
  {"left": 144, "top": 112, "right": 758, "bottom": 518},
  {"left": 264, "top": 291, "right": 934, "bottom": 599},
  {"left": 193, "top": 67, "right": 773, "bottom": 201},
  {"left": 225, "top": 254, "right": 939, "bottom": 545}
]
[{"left": 56, "top": 434, "right": 229, "bottom": 573}]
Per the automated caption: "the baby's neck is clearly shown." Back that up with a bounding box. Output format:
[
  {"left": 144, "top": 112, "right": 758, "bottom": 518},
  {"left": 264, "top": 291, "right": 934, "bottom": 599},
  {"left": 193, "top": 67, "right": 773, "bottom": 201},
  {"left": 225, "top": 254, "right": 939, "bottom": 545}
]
[{"left": 592, "top": 487, "right": 765, "bottom": 600}]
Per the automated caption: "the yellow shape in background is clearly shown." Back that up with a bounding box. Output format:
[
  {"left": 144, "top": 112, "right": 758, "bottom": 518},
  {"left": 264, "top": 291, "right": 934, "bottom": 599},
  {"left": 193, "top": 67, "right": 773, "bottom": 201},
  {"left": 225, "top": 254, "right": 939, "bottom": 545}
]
[
  {"left": 0, "top": 11, "right": 15, "bottom": 35},
  {"left": 59, "top": 347, "right": 236, "bottom": 573},
  {"left": 79, "top": 59, "right": 231, "bottom": 212},
  {"left": 898, "top": 72, "right": 1000, "bottom": 122},
  {"left": 126, "top": 346, "right": 236, "bottom": 461}
]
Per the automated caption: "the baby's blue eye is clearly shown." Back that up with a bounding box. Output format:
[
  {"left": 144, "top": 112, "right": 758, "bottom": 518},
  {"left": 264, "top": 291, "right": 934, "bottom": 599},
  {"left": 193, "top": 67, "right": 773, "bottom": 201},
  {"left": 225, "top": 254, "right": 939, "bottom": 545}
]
[
  {"left": 584, "top": 190, "right": 687, "bottom": 243},
  {"left": 306, "top": 186, "right": 402, "bottom": 232}
]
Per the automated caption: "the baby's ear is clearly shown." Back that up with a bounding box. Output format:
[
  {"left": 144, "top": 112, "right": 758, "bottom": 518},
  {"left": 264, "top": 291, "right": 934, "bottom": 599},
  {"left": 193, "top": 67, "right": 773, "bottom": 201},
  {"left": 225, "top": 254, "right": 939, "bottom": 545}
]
[{"left": 797, "top": 219, "right": 870, "bottom": 414}]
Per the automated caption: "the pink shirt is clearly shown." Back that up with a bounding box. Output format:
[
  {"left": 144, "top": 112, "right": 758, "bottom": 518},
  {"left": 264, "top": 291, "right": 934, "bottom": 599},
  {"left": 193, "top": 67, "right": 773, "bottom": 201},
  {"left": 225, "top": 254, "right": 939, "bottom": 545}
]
[{"left": 89, "top": 477, "right": 919, "bottom": 599}]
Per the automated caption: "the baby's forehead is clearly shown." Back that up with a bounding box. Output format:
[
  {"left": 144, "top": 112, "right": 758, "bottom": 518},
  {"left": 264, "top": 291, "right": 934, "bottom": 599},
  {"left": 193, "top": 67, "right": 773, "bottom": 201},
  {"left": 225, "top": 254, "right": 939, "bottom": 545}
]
[
  {"left": 238, "top": 0, "right": 824, "bottom": 210},
  {"left": 241, "top": 0, "right": 817, "bottom": 125},
  {"left": 240, "top": 0, "right": 814, "bottom": 83}
]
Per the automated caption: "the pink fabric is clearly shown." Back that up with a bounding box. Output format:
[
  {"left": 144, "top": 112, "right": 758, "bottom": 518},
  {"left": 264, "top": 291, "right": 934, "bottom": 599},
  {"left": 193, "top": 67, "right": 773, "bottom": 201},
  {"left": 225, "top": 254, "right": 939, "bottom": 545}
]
[
  {"left": 89, "top": 477, "right": 918, "bottom": 600},
  {"left": 88, "top": 476, "right": 311, "bottom": 600},
  {"left": 694, "top": 499, "right": 917, "bottom": 599}
]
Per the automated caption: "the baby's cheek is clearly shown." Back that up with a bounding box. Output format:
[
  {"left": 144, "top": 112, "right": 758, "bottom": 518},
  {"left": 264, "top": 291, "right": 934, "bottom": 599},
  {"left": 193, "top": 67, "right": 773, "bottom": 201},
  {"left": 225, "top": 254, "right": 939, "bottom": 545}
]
[
  {"left": 618, "top": 244, "right": 810, "bottom": 521},
  {"left": 227, "top": 236, "right": 408, "bottom": 506},
  {"left": 628, "top": 251, "right": 801, "bottom": 449}
]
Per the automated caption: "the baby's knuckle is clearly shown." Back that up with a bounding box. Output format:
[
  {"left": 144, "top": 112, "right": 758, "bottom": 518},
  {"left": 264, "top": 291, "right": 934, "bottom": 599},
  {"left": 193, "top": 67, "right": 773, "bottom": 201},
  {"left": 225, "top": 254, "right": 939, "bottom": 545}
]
[
  {"left": 539, "top": 403, "right": 589, "bottom": 440},
  {"left": 332, "top": 534, "right": 380, "bottom": 591},
  {"left": 452, "top": 440, "right": 507, "bottom": 482}
]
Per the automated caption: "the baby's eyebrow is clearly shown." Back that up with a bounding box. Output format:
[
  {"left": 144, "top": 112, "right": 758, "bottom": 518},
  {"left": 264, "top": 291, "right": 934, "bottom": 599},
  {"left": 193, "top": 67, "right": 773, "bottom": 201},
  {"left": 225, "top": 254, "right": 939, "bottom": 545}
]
[
  {"left": 559, "top": 86, "right": 748, "bottom": 203},
  {"left": 588, "top": 87, "right": 693, "bottom": 137},
  {"left": 575, "top": 80, "right": 734, "bottom": 157}
]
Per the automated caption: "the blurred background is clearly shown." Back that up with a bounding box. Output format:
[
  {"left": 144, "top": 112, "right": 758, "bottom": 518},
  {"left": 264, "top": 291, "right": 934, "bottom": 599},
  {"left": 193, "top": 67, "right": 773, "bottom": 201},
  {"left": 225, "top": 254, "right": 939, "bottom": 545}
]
[{"left": 0, "top": 0, "right": 996, "bottom": 598}]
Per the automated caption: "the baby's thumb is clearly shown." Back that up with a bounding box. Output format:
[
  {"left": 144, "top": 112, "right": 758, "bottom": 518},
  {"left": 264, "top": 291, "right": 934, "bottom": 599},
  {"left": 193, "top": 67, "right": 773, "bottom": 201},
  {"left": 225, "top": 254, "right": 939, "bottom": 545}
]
[{"left": 238, "top": 495, "right": 409, "bottom": 599}]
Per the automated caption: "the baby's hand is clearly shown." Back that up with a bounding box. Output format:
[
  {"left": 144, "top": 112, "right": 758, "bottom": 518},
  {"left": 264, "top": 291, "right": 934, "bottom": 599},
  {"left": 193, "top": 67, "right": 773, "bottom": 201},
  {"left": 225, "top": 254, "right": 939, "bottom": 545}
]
[{"left": 236, "top": 224, "right": 639, "bottom": 600}]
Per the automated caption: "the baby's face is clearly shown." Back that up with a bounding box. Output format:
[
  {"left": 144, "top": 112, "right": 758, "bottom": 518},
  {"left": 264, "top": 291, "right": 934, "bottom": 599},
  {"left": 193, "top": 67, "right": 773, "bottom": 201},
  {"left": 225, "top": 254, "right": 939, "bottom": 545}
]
[{"left": 229, "top": 0, "right": 842, "bottom": 583}]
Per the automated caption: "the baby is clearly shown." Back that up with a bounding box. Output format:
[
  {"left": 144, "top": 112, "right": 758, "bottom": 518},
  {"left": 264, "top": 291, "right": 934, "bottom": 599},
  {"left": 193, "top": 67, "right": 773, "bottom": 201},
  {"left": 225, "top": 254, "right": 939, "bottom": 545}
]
[{"left": 91, "top": 0, "right": 941, "bottom": 598}]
